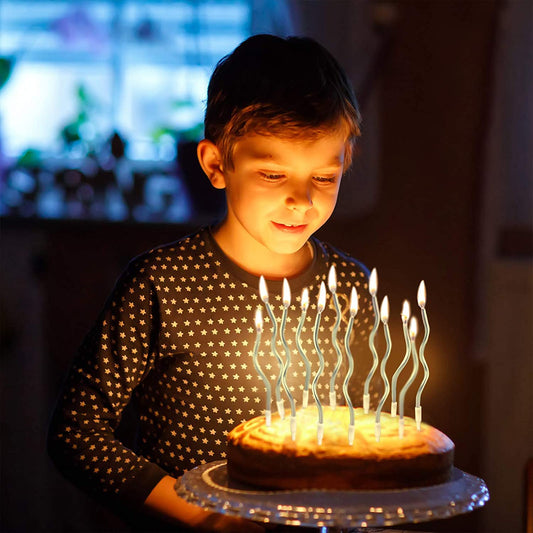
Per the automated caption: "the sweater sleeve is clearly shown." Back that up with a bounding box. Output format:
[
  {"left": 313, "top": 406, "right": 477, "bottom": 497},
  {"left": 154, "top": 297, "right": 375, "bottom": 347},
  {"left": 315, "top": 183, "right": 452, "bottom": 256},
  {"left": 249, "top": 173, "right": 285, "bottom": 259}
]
[{"left": 47, "top": 257, "right": 168, "bottom": 509}]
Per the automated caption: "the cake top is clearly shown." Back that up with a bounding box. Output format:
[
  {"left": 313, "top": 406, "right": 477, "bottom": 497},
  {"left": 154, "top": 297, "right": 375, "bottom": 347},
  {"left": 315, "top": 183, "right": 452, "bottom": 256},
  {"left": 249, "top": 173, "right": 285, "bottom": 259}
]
[{"left": 228, "top": 406, "right": 454, "bottom": 461}]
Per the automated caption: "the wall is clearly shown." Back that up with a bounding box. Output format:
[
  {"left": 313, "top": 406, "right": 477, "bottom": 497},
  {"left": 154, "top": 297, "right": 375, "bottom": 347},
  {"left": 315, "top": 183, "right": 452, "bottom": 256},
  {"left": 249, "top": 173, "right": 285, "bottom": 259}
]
[
  {"left": 476, "top": 1, "right": 533, "bottom": 530},
  {"left": 317, "top": 2, "right": 501, "bottom": 531},
  {"left": 481, "top": 261, "right": 533, "bottom": 533},
  {"left": 1, "top": 223, "right": 191, "bottom": 532}
]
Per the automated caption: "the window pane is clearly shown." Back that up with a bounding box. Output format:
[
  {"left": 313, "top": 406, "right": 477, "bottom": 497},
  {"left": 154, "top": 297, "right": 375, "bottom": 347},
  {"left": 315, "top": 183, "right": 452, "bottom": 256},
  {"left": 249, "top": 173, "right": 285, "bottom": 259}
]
[{"left": 0, "top": 0, "right": 253, "bottom": 222}]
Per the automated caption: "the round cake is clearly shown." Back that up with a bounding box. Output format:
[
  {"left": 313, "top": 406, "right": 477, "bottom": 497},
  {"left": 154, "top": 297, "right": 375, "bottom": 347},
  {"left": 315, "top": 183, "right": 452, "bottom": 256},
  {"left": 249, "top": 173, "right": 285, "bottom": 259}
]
[{"left": 227, "top": 406, "right": 454, "bottom": 490}]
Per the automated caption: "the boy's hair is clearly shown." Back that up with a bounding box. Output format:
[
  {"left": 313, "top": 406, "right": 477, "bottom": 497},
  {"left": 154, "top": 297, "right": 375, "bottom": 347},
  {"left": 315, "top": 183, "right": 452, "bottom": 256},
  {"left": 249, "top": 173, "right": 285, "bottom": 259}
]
[{"left": 204, "top": 34, "right": 361, "bottom": 171}]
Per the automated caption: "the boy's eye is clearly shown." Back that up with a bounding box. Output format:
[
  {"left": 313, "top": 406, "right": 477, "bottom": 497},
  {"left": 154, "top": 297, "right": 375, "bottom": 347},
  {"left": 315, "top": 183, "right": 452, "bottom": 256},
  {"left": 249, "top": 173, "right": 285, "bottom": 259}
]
[
  {"left": 261, "top": 173, "right": 285, "bottom": 181},
  {"left": 313, "top": 176, "right": 337, "bottom": 184},
  {"left": 259, "top": 173, "right": 337, "bottom": 183}
]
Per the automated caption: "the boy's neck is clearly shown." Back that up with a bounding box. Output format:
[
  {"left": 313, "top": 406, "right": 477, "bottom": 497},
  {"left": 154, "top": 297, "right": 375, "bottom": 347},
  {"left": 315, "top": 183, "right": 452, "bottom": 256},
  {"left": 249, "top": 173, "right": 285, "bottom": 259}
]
[{"left": 212, "top": 225, "right": 314, "bottom": 280}]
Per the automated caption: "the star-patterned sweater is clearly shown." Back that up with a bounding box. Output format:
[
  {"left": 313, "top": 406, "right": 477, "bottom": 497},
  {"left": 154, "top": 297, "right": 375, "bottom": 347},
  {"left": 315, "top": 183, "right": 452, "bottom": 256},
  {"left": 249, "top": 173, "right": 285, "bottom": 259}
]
[{"left": 48, "top": 226, "right": 375, "bottom": 512}]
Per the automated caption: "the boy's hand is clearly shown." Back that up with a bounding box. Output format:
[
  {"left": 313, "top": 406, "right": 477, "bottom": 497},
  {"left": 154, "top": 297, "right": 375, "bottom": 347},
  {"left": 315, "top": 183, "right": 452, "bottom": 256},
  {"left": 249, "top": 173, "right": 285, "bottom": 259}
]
[
  {"left": 143, "top": 475, "right": 264, "bottom": 532},
  {"left": 190, "top": 511, "right": 265, "bottom": 532}
]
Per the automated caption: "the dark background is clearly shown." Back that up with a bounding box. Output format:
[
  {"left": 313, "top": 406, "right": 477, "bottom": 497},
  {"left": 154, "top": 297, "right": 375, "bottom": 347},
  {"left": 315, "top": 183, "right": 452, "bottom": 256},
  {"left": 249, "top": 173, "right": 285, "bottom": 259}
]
[{"left": 1, "top": 2, "right": 532, "bottom": 532}]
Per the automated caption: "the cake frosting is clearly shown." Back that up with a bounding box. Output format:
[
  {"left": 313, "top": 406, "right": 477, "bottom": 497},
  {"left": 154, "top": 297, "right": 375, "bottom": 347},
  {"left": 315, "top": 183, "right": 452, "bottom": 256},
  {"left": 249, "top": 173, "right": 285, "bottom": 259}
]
[{"left": 227, "top": 406, "right": 454, "bottom": 490}]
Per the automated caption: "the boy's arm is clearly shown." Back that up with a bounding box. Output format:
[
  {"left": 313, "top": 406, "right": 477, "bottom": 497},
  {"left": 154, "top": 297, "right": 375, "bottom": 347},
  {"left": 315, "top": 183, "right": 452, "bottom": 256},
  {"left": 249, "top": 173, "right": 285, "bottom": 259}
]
[
  {"left": 47, "top": 260, "right": 171, "bottom": 512},
  {"left": 47, "top": 258, "right": 264, "bottom": 532},
  {"left": 143, "top": 475, "right": 264, "bottom": 532}
]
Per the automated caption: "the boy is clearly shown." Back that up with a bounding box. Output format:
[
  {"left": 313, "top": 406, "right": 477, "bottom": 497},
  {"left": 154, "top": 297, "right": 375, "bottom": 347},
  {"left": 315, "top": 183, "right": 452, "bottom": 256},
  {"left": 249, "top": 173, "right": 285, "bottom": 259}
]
[{"left": 48, "top": 34, "right": 374, "bottom": 532}]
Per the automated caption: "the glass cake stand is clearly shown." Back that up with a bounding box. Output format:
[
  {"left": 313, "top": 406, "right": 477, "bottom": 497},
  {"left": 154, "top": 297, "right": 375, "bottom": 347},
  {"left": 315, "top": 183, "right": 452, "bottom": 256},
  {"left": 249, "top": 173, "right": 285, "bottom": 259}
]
[{"left": 175, "top": 460, "right": 489, "bottom": 532}]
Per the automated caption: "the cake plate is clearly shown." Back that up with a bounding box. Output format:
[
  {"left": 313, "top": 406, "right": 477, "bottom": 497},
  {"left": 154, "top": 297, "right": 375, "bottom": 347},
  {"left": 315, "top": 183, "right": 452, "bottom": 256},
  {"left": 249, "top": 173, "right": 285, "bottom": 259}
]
[{"left": 175, "top": 460, "right": 489, "bottom": 532}]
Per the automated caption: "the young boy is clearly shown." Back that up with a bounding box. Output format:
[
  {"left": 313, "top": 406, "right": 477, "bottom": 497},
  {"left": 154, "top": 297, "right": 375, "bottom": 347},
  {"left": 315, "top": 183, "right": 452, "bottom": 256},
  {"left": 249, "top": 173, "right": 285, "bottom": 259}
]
[{"left": 48, "top": 34, "right": 374, "bottom": 532}]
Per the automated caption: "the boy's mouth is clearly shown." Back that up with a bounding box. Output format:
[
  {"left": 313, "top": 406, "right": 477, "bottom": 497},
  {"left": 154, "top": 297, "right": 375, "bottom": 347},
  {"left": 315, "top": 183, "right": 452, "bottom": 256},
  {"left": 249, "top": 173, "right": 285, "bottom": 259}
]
[{"left": 272, "top": 221, "right": 307, "bottom": 233}]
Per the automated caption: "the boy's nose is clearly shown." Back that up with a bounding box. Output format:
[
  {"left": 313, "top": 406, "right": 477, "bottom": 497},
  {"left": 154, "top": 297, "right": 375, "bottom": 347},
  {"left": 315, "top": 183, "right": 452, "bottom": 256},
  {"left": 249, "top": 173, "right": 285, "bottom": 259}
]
[{"left": 286, "top": 185, "right": 313, "bottom": 211}]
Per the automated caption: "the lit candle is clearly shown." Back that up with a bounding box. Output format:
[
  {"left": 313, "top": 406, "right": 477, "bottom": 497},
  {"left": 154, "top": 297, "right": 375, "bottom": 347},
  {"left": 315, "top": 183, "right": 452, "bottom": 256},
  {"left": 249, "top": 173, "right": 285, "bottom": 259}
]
[
  {"left": 342, "top": 286, "right": 358, "bottom": 445},
  {"left": 280, "top": 278, "right": 297, "bottom": 440},
  {"left": 415, "top": 281, "right": 430, "bottom": 430},
  {"left": 375, "top": 295, "right": 392, "bottom": 442},
  {"left": 253, "top": 307, "right": 272, "bottom": 426},
  {"left": 295, "top": 288, "right": 311, "bottom": 409},
  {"left": 311, "top": 281, "right": 327, "bottom": 445},
  {"left": 328, "top": 265, "right": 343, "bottom": 409},
  {"left": 364, "top": 268, "right": 380, "bottom": 413},
  {"left": 391, "top": 300, "right": 412, "bottom": 417},
  {"left": 259, "top": 276, "right": 285, "bottom": 419},
  {"left": 398, "top": 317, "right": 419, "bottom": 438}
]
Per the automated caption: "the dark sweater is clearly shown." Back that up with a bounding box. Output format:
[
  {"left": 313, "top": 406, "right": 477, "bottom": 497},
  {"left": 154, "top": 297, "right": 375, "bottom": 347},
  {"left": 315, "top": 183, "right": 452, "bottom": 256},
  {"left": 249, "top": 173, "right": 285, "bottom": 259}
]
[{"left": 48, "top": 226, "right": 375, "bottom": 515}]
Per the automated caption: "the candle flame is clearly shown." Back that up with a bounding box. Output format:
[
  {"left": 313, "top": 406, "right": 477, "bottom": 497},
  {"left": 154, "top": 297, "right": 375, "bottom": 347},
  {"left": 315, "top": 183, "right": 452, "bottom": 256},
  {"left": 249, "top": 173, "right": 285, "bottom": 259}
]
[
  {"left": 259, "top": 276, "right": 269, "bottom": 303},
  {"left": 328, "top": 264, "right": 337, "bottom": 292},
  {"left": 380, "top": 295, "right": 390, "bottom": 323},
  {"left": 350, "top": 286, "right": 359, "bottom": 316},
  {"left": 255, "top": 307, "right": 263, "bottom": 332},
  {"left": 282, "top": 278, "right": 291, "bottom": 307},
  {"left": 301, "top": 287, "right": 309, "bottom": 312},
  {"left": 369, "top": 268, "right": 378, "bottom": 296},
  {"left": 401, "top": 300, "right": 410, "bottom": 323},
  {"left": 409, "top": 316, "right": 418, "bottom": 339},
  {"left": 417, "top": 280, "right": 426, "bottom": 308},
  {"left": 318, "top": 281, "right": 326, "bottom": 312}
]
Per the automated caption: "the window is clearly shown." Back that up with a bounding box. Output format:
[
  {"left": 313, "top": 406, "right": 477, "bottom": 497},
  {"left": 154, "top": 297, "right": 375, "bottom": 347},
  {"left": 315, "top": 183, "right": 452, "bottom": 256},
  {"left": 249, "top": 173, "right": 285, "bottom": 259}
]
[{"left": 0, "top": 0, "right": 254, "bottom": 221}]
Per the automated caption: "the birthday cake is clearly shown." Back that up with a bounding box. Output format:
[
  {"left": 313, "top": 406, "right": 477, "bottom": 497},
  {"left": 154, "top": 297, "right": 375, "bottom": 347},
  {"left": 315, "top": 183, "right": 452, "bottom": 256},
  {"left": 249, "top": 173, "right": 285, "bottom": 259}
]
[
  {"left": 227, "top": 406, "right": 454, "bottom": 490},
  {"left": 227, "top": 272, "right": 454, "bottom": 491}
]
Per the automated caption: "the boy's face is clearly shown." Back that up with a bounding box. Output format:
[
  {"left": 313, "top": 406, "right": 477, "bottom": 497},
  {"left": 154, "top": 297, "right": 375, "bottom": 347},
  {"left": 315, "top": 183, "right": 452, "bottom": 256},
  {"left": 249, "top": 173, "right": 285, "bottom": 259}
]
[{"left": 214, "top": 130, "right": 346, "bottom": 267}]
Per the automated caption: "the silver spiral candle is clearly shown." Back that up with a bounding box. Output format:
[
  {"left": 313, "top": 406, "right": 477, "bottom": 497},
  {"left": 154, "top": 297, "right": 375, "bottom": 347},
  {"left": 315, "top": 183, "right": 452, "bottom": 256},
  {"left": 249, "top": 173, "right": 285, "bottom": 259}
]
[
  {"left": 311, "top": 281, "right": 327, "bottom": 445},
  {"left": 279, "top": 278, "right": 297, "bottom": 440},
  {"left": 252, "top": 307, "right": 272, "bottom": 426},
  {"left": 398, "top": 317, "right": 419, "bottom": 438},
  {"left": 342, "top": 286, "right": 358, "bottom": 445},
  {"left": 415, "top": 281, "right": 430, "bottom": 430},
  {"left": 364, "top": 268, "right": 380, "bottom": 413},
  {"left": 328, "top": 265, "right": 343, "bottom": 409},
  {"left": 259, "top": 276, "right": 285, "bottom": 419},
  {"left": 391, "top": 300, "right": 411, "bottom": 417},
  {"left": 295, "top": 288, "right": 311, "bottom": 408},
  {"left": 375, "top": 296, "right": 392, "bottom": 442}
]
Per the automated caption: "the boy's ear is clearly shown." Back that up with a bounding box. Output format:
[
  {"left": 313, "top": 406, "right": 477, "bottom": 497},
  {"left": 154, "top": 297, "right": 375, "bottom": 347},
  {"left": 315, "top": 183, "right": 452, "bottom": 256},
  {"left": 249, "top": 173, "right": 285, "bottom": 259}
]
[{"left": 197, "top": 139, "right": 226, "bottom": 189}]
